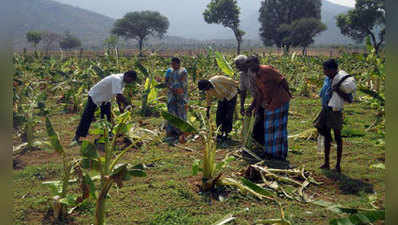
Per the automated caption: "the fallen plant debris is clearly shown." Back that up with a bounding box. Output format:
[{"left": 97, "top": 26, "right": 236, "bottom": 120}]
[{"left": 238, "top": 164, "right": 323, "bottom": 203}]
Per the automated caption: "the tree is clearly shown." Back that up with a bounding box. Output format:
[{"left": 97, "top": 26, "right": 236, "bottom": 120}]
[
  {"left": 337, "top": 0, "right": 385, "bottom": 55},
  {"left": 59, "top": 31, "right": 82, "bottom": 50},
  {"left": 41, "top": 31, "right": 62, "bottom": 55},
  {"left": 26, "top": 31, "right": 42, "bottom": 49},
  {"left": 203, "top": 0, "right": 245, "bottom": 54},
  {"left": 112, "top": 11, "right": 169, "bottom": 56},
  {"left": 258, "top": 0, "right": 324, "bottom": 53},
  {"left": 104, "top": 34, "right": 119, "bottom": 50},
  {"left": 278, "top": 18, "right": 326, "bottom": 55}
]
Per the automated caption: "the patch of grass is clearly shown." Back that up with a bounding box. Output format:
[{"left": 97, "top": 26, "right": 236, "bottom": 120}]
[
  {"left": 341, "top": 128, "right": 365, "bottom": 138},
  {"left": 149, "top": 208, "right": 197, "bottom": 225},
  {"left": 14, "top": 163, "right": 62, "bottom": 182}
]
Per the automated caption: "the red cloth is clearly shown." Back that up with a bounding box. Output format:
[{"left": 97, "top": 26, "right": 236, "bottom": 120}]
[{"left": 254, "top": 65, "right": 291, "bottom": 111}]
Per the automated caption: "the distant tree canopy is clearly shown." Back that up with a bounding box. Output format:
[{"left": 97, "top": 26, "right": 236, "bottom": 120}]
[
  {"left": 112, "top": 11, "right": 169, "bottom": 56},
  {"left": 59, "top": 32, "right": 82, "bottom": 50},
  {"left": 26, "top": 31, "right": 42, "bottom": 49},
  {"left": 337, "top": 0, "right": 385, "bottom": 54},
  {"left": 41, "top": 31, "right": 62, "bottom": 53},
  {"left": 279, "top": 18, "right": 326, "bottom": 54},
  {"left": 203, "top": 0, "right": 245, "bottom": 54},
  {"left": 104, "top": 34, "right": 119, "bottom": 50},
  {"left": 258, "top": 0, "right": 325, "bottom": 53}
]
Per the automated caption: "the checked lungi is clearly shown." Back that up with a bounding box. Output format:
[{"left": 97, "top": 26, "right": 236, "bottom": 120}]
[{"left": 263, "top": 102, "right": 289, "bottom": 160}]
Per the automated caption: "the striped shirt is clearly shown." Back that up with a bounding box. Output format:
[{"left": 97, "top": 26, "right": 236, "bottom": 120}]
[{"left": 206, "top": 75, "right": 239, "bottom": 106}]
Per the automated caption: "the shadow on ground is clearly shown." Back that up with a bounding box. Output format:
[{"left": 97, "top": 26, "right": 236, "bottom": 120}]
[
  {"left": 322, "top": 170, "right": 374, "bottom": 195},
  {"left": 216, "top": 138, "right": 241, "bottom": 149}
]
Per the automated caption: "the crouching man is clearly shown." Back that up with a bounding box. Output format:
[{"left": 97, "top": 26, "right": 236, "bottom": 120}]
[
  {"left": 73, "top": 71, "right": 137, "bottom": 143},
  {"left": 198, "top": 75, "right": 239, "bottom": 141}
]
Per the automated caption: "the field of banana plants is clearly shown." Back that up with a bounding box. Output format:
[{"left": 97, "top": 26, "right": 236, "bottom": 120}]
[{"left": 13, "top": 44, "right": 385, "bottom": 225}]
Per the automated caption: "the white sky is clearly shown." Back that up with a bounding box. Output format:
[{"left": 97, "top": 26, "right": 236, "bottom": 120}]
[{"left": 327, "top": 0, "right": 356, "bottom": 7}]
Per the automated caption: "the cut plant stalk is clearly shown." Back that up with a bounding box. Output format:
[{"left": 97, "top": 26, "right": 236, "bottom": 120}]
[{"left": 241, "top": 114, "right": 256, "bottom": 148}]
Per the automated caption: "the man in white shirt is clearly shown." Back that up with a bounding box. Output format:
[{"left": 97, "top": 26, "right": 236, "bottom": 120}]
[{"left": 73, "top": 71, "right": 137, "bottom": 143}]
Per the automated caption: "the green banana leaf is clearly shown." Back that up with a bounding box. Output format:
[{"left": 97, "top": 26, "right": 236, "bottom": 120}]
[
  {"left": 161, "top": 111, "right": 197, "bottom": 133},
  {"left": 80, "top": 141, "right": 98, "bottom": 159},
  {"left": 135, "top": 61, "right": 149, "bottom": 77},
  {"left": 144, "top": 77, "right": 158, "bottom": 103},
  {"left": 329, "top": 209, "right": 384, "bottom": 225},
  {"left": 45, "top": 117, "right": 64, "bottom": 154},
  {"left": 214, "top": 51, "right": 234, "bottom": 77}
]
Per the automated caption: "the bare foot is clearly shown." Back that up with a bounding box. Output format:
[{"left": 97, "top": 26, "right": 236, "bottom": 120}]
[{"left": 320, "top": 164, "right": 330, "bottom": 170}]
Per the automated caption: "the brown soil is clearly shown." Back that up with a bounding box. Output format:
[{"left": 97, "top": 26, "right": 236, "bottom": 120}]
[{"left": 15, "top": 150, "right": 61, "bottom": 168}]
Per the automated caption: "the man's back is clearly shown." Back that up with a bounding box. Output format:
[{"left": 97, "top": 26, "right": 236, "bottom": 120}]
[
  {"left": 255, "top": 65, "right": 290, "bottom": 110},
  {"left": 88, "top": 74, "right": 124, "bottom": 105}
]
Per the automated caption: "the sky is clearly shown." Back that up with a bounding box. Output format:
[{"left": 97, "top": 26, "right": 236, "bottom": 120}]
[{"left": 328, "top": 0, "right": 355, "bottom": 7}]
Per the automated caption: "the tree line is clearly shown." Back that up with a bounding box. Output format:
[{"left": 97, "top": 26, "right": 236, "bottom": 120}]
[{"left": 26, "top": 0, "right": 385, "bottom": 55}]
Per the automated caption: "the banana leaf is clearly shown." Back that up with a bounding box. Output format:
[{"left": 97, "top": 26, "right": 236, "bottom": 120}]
[
  {"left": 135, "top": 61, "right": 149, "bottom": 77},
  {"left": 161, "top": 111, "right": 197, "bottom": 133},
  {"left": 241, "top": 178, "right": 276, "bottom": 198},
  {"left": 80, "top": 141, "right": 98, "bottom": 159},
  {"left": 45, "top": 117, "right": 64, "bottom": 154},
  {"left": 144, "top": 77, "right": 158, "bottom": 103},
  {"left": 214, "top": 51, "right": 234, "bottom": 77},
  {"left": 329, "top": 209, "right": 384, "bottom": 225}
]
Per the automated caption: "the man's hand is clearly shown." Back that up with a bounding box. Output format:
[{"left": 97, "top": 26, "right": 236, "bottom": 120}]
[{"left": 116, "top": 94, "right": 129, "bottom": 106}]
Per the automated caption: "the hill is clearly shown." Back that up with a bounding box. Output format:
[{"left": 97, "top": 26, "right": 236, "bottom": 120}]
[
  {"left": 8, "top": 0, "right": 114, "bottom": 49},
  {"left": 8, "top": 0, "right": 355, "bottom": 49}
]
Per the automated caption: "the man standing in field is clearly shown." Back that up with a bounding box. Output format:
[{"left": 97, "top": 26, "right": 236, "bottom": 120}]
[
  {"left": 234, "top": 55, "right": 264, "bottom": 145},
  {"left": 198, "top": 75, "right": 239, "bottom": 141},
  {"left": 315, "top": 59, "right": 355, "bottom": 173},
  {"left": 72, "top": 71, "right": 137, "bottom": 144},
  {"left": 246, "top": 56, "right": 291, "bottom": 161},
  {"left": 164, "top": 57, "right": 189, "bottom": 143}
]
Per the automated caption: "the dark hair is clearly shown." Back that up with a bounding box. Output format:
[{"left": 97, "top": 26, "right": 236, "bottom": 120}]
[
  {"left": 198, "top": 80, "right": 213, "bottom": 91},
  {"left": 171, "top": 57, "right": 181, "bottom": 64},
  {"left": 323, "top": 59, "right": 338, "bottom": 70},
  {"left": 124, "top": 70, "right": 137, "bottom": 80},
  {"left": 246, "top": 55, "right": 260, "bottom": 64}
]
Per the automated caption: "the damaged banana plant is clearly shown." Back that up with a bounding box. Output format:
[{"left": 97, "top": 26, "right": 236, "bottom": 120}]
[
  {"left": 42, "top": 117, "right": 80, "bottom": 222},
  {"left": 79, "top": 111, "right": 146, "bottom": 225},
  {"left": 162, "top": 110, "right": 234, "bottom": 192},
  {"left": 241, "top": 113, "right": 256, "bottom": 148}
]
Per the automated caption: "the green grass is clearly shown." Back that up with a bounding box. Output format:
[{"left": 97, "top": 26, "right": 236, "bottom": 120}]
[{"left": 13, "top": 94, "right": 384, "bottom": 225}]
